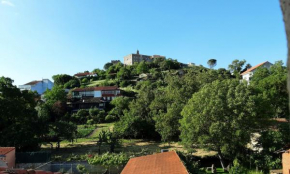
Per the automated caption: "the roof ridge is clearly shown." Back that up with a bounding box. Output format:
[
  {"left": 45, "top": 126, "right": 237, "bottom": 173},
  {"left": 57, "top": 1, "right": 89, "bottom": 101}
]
[{"left": 240, "top": 61, "right": 269, "bottom": 75}]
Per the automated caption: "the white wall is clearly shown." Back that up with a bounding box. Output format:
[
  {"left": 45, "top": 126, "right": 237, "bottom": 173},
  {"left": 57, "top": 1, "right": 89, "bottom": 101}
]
[
  {"left": 19, "top": 79, "right": 54, "bottom": 95},
  {"left": 94, "top": 91, "right": 102, "bottom": 97}
]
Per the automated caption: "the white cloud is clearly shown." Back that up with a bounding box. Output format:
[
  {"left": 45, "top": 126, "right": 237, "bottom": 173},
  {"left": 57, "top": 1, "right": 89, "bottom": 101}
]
[{"left": 1, "top": 0, "right": 15, "bottom": 7}]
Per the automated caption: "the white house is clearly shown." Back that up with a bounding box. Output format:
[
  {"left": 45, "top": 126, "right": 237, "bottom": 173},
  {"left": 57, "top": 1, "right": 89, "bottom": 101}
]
[
  {"left": 240, "top": 61, "right": 273, "bottom": 82},
  {"left": 18, "top": 79, "right": 54, "bottom": 95}
]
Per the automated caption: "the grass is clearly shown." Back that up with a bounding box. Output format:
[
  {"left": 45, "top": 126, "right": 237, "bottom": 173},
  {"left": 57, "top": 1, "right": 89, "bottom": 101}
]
[
  {"left": 120, "top": 86, "right": 139, "bottom": 93},
  {"left": 87, "top": 80, "right": 106, "bottom": 87},
  {"left": 76, "top": 124, "right": 96, "bottom": 138},
  {"left": 41, "top": 122, "right": 217, "bottom": 162},
  {"left": 87, "top": 79, "right": 116, "bottom": 87}
]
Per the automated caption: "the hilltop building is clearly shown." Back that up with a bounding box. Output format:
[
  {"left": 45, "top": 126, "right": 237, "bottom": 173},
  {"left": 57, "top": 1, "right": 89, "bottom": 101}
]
[
  {"left": 124, "top": 50, "right": 165, "bottom": 65},
  {"left": 18, "top": 79, "right": 54, "bottom": 95},
  {"left": 241, "top": 61, "right": 273, "bottom": 82}
]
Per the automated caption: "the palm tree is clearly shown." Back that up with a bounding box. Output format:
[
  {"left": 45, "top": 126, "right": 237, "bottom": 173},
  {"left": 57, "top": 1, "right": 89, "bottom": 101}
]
[{"left": 207, "top": 59, "right": 217, "bottom": 69}]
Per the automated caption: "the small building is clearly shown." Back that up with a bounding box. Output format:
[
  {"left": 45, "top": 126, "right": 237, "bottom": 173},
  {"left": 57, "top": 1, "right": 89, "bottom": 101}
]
[
  {"left": 240, "top": 61, "right": 272, "bottom": 82},
  {"left": 0, "top": 147, "right": 15, "bottom": 169},
  {"left": 121, "top": 151, "right": 188, "bottom": 174},
  {"left": 18, "top": 79, "right": 54, "bottom": 95},
  {"left": 74, "top": 72, "right": 97, "bottom": 79}
]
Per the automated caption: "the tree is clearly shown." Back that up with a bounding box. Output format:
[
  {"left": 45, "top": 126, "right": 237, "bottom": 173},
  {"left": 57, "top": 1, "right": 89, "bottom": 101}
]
[
  {"left": 64, "top": 78, "right": 80, "bottom": 89},
  {"left": 93, "top": 68, "right": 106, "bottom": 80},
  {"left": 104, "top": 62, "right": 113, "bottom": 70},
  {"left": 228, "top": 59, "right": 246, "bottom": 78},
  {"left": 81, "top": 78, "right": 89, "bottom": 84},
  {"left": 109, "top": 96, "right": 131, "bottom": 119},
  {"left": 52, "top": 74, "right": 73, "bottom": 86},
  {"left": 207, "top": 59, "right": 217, "bottom": 69},
  {"left": 97, "top": 130, "right": 107, "bottom": 154},
  {"left": 160, "top": 59, "right": 180, "bottom": 70},
  {"left": 0, "top": 77, "right": 41, "bottom": 151},
  {"left": 114, "top": 84, "right": 158, "bottom": 139},
  {"left": 44, "top": 86, "right": 66, "bottom": 106},
  {"left": 136, "top": 61, "right": 149, "bottom": 74},
  {"left": 117, "top": 67, "right": 131, "bottom": 80},
  {"left": 180, "top": 79, "right": 262, "bottom": 169},
  {"left": 250, "top": 61, "right": 288, "bottom": 118},
  {"left": 89, "top": 107, "right": 106, "bottom": 123},
  {"left": 279, "top": 0, "right": 290, "bottom": 124},
  {"left": 49, "top": 121, "right": 77, "bottom": 148}
]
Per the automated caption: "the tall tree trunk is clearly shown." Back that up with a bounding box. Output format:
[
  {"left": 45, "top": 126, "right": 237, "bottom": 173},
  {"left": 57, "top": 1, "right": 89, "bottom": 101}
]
[
  {"left": 280, "top": 0, "right": 290, "bottom": 125},
  {"left": 217, "top": 149, "right": 226, "bottom": 170}
]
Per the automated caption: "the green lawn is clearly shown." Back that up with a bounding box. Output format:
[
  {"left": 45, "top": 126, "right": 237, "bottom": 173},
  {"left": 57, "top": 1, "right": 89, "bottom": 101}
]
[
  {"left": 120, "top": 86, "right": 139, "bottom": 93},
  {"left": 76, "top": 124, "right": 96, "bottom": 138},
  {"left": 87, "top": 79, "right": 116, "bottom": 87},
  {"left": 42, "top": 122, "right": 217, "bottom": 163}
]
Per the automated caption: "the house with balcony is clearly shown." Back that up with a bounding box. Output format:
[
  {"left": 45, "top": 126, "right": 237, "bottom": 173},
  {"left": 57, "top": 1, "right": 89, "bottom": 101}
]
[
  {"left": 18, "top": 79, "right": 54, "bottom": 95},
  {"left": 69, "top": 86, "right": 121, "bottom": 111}
]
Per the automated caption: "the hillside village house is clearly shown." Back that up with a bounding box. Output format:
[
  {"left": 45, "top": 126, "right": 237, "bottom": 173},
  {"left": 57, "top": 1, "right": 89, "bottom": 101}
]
[
  {"left": 18, "top": 79, "right": 54, "bottom": 95},
  {"left": 241, "top": 61, "right": 273, "bottom": 82},
  {"left": 69, "top": 86, "right": 122, "bottom": 111},
  {"left": 73, "top": 72, "right": 97, "bottom": 79},
  {"left": 0, "top": 147, "right": 15, "bottom": 169}
]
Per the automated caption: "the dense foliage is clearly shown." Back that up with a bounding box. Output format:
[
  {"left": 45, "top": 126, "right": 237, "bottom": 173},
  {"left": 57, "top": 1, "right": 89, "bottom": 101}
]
[{"left": 1, "top": 57, "right": 288, "bottom": 173}]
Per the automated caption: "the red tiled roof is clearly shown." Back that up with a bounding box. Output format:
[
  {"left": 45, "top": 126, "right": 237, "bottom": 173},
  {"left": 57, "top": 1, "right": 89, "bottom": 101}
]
[
  {"left": 240, "top": 61, "right": 269, "bottom": 75},
  {"left": 0, "top": 147, "right": 15, "bottom": 155},
  {"left": 72, "top": 86, "right": 119, "bottom": 92},
  {"left": 121, "top": 151, "right": 189, "bottom": 174},
  {"left": 24, "top": 81, "right": 41, "bottom": 85},
  {"left": 74, "top": 72, "right": 95, "bottom": 77}
]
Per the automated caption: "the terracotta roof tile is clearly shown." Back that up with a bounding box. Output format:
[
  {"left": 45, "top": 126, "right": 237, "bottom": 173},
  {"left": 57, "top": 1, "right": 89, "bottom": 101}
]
[
  {"left": 0, "top": 147, "right": 15, "bottom": 155},
  {"left": 121, "top": 151, "right": 188, "bottom": 174},
  {"left": 74, "top": 72, "right": 96, "bottom": 77},
  {"left": 24, "top": 81, "right": 41, "bottom": 85},
  {"left": 240, "top": 61, "right": 269, "bottom": 75}
]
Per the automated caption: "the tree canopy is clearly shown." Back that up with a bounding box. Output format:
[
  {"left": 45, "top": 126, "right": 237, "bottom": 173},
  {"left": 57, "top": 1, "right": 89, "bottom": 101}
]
[
  {"left": 0, "top": 77, "right": 41, "bottom": 151},
  {"left": 180, "top": 79, "right": 264, "bottom": 168},
  {"left": 207, "top": 59, "right": 217, "bottom": 69}
]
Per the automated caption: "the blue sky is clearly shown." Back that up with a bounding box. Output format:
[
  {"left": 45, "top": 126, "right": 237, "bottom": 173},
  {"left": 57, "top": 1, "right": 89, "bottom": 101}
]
[{"left": 0, "top": 0, "right": 287, "bottom": 85}]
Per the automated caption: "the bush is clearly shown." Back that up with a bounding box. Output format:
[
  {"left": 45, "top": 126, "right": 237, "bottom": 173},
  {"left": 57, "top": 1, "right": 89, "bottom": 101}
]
[
  {"left": 229, "top": 159, "right": 247, "bottom": 174},
  {"left": 105, "top": 115, "right": 117, "bottom": 122},
  {"left": 81, "top": 78, "right": 89, "bottom": 84},
  {"left": 120, "top": 80, "right": 130, "bottom": 87},
  {"left": 77, "top": 124, "right": 95, "bottom": 138}
]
